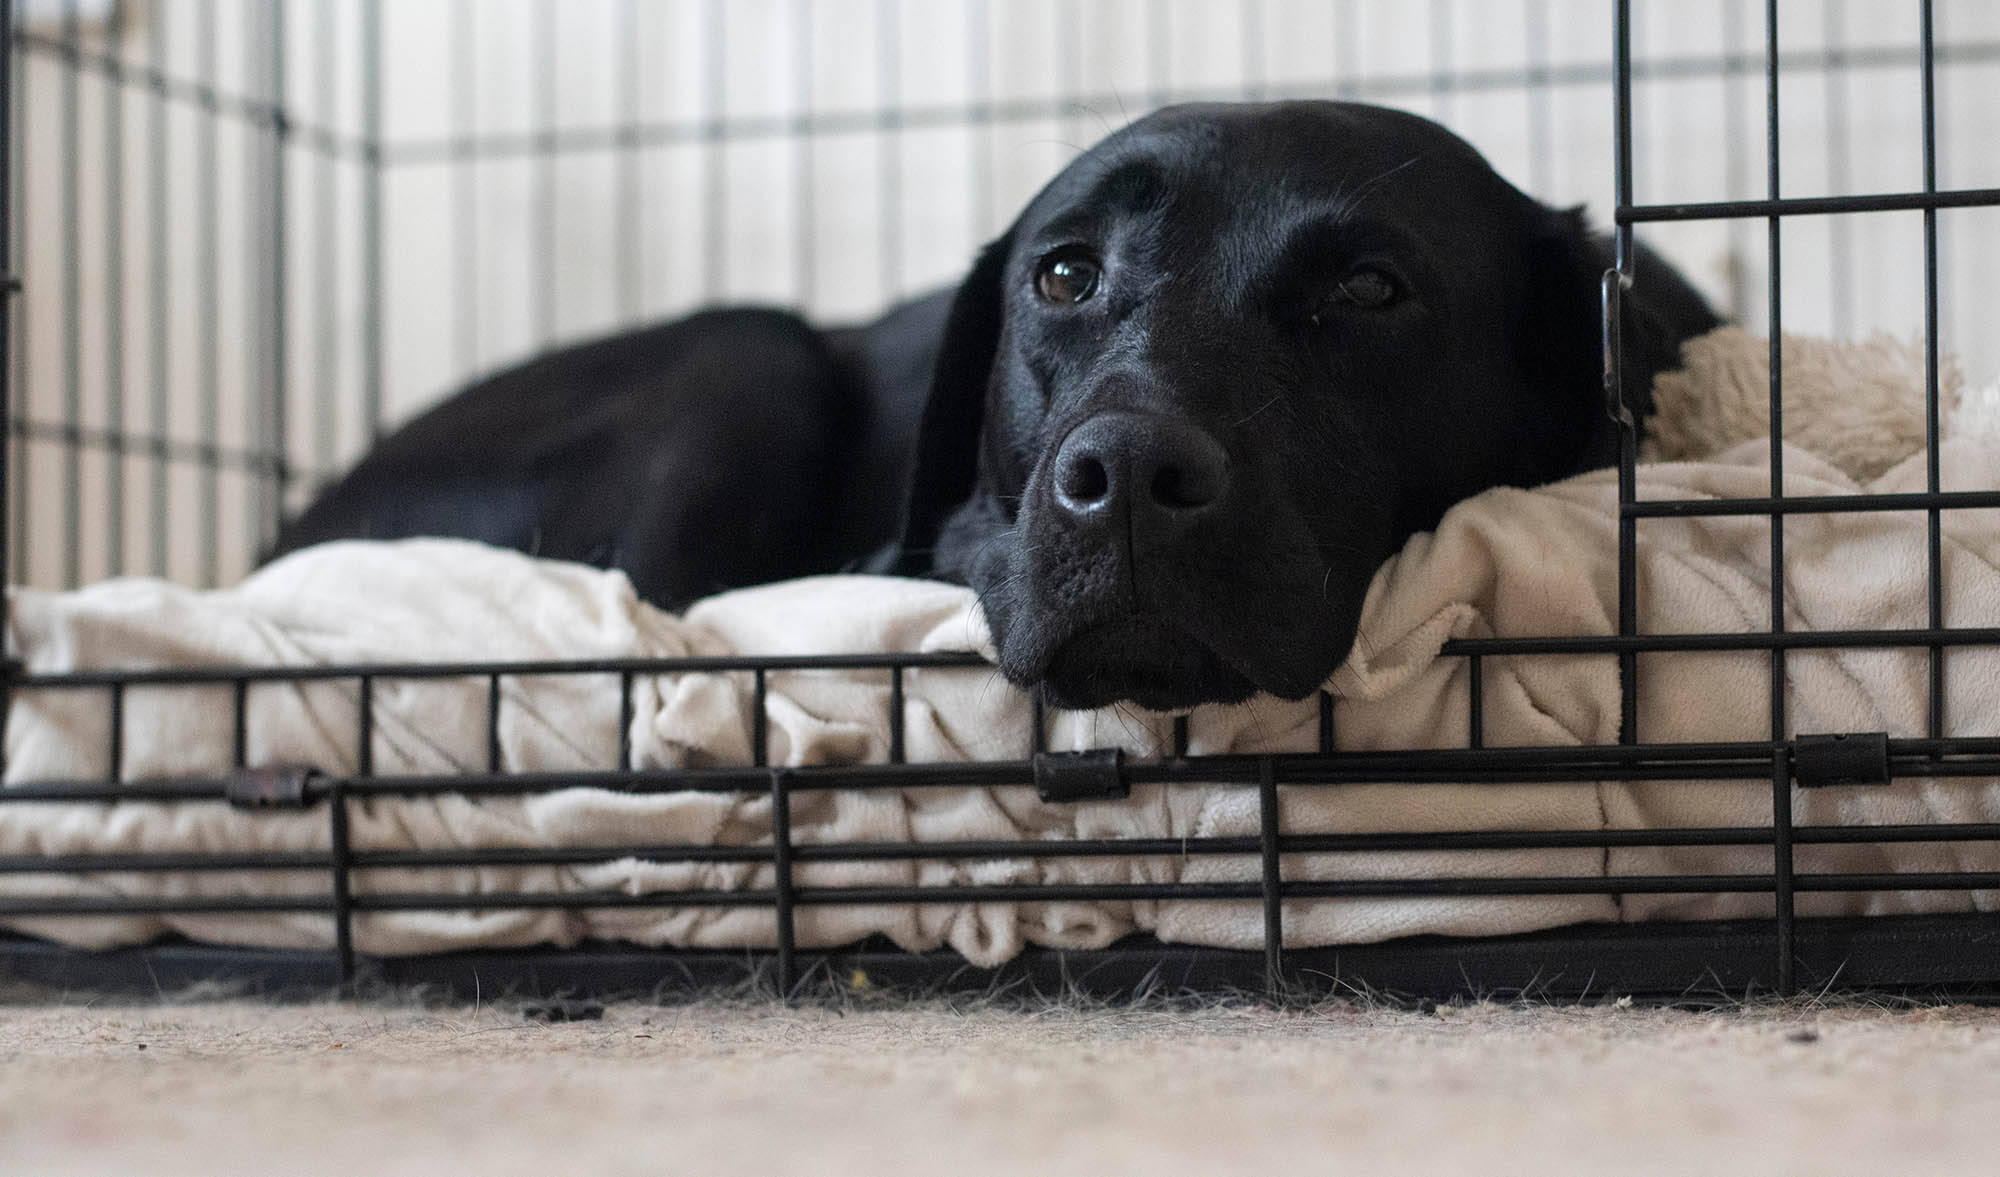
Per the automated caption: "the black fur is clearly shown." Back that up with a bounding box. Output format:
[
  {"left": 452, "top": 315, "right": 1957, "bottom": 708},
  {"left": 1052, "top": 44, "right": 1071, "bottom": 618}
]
[{"left": 273, "top": 100, "right": 1719, "bottom": 710}]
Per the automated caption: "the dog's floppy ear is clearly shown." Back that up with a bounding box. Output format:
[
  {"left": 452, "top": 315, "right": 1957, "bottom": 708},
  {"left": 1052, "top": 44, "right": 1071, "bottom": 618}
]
[
  {"left": 892, "top": 231, "right": 1014, "bottom": 576},
  {"left": 1522, "top": 205, "right": 1723, "bottom": 471}
]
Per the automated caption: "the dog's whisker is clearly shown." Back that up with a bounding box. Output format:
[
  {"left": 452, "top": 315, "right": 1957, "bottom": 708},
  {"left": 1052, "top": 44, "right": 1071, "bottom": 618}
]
[
  {"left": 1231, "top": 396, "right": 1282, "bottom": 428},
  {"left": 1332, "top": 152, "right": 1431, "bottom": 220}
]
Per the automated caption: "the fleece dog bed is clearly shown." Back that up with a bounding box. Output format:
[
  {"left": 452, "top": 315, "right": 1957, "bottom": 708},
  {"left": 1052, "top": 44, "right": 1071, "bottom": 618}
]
[{"left": 5, "top": 330, "right": 1999, "bottom": 966}]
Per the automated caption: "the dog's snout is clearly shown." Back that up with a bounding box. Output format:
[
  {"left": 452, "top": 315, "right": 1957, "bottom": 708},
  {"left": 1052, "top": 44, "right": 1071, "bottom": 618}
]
[{"left": 1051, "top": 412, "right": 1230, "bottom": 525}]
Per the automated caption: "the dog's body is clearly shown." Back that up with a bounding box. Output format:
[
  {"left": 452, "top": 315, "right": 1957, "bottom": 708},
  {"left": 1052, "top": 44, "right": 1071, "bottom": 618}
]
[
  {"left": 273, "top": 101, "right": 1719, "bottom": 709},
  {"left": 275, "top": 292, "right": 953, "bottom": 608}
]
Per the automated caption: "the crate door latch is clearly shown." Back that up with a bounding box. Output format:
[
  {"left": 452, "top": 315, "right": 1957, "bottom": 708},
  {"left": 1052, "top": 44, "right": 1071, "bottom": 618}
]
[
  {"left": 1791, "top": 732, "right": 1892, "bottom": 788},
  {"left": 1033, "top": 748, "right": 1127, "bottom": 803}
]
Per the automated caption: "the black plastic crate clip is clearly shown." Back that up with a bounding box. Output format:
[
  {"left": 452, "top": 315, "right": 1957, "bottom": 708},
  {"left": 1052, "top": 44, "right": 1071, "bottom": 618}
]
[
  {"left": 1033, "top": 748, "right": 1127, "bottom": 803},
  {"left": 1791, "top": 732, "right": 1891, "bottom": 788},
  {"left": 225, "top": 764, "right": 322, "bottom": 810}
]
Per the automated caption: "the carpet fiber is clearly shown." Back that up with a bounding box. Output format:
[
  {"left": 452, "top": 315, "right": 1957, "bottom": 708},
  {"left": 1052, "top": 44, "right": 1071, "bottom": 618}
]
[{"left": 3, "top": 998, "right": 1998, "bottom": 1176}]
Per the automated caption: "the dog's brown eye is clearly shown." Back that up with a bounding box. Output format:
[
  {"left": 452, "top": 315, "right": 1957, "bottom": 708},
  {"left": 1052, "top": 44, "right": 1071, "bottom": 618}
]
[
  {"left": 1036, "top": 252, "right": 1101, "bottom": 304},
  {"left": 1332, "top": 268, "right": 1399, "bottom": 309}
]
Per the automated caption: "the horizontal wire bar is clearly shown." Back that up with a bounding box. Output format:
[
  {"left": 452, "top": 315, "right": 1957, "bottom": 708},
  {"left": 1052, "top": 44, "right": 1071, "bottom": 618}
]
[
  {"left": 15, "top": 740, "right": 2000, "bottom": 803},
  {"left": 20, "top": 626, "right": 1999, "bottom": 691},
  {"left": 1622, "top": 186, "right": 2000, "bottom": 223},
  {"left": 23, "top": 27, "right": 2000, "bottom": 183},
  {"left": 0, "top": 748, "right": 1880, "bottom": 799},
  {"left": 9, "top": 416, "right": 291, "bottom": 478},
  {"left": 15, "top": 30, "right": 366, "bottom": 162},
  {"left": 1445, "top": 627, "right": 2000, "bottom": 656},
  {"left": 328, "top": 761, "right": 1770, "bottom": 795},
  {"left": 13, "top": 650, "right": 995, "bottom": 688},
  {"left": 1627, "top": 490, "right": 2000, "bottom": 517},
  {"left": 0, "top": 849, "right": 331, "bottom": 873},
  {"left": 0, "top": 894, "right": 337, "bottom": 916},
  {"left": 14, "top": 867, "right": 2000, "bottom": 919},
  {"left": 318, "top": 40, "right": 2000, "bottom": 167},
  {"left": 12, "top": 821, "right": 2000, "bottom": 877},
  {"left": 15, "top": 638, "right": 1994, "bottom": 690}
]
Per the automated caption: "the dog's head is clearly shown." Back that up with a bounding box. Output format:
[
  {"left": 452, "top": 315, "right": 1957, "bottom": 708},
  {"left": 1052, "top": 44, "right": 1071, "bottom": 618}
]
[{"left": 900, "top": 101, "right": 1715, "bottom": 712}]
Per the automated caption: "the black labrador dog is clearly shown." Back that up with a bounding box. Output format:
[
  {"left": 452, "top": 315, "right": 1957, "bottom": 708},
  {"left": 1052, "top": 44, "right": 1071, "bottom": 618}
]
[{"left": 273, "top": 100, "right": 1719, "bottom": 712}]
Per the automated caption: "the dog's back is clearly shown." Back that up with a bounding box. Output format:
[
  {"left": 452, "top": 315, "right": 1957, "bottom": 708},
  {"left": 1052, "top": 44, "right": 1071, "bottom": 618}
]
[{"left": 270, "top": 293, "right": 951, "bottom": 608}]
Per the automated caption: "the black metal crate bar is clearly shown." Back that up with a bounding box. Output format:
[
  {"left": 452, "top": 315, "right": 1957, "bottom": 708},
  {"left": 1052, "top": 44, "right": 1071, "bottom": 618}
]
[
  {"left": 7, "top": 645, "right": 2000, "bottom": 1000},
  {"left": 1595, "top": 0, "right": 2000, "bottom": 996}
]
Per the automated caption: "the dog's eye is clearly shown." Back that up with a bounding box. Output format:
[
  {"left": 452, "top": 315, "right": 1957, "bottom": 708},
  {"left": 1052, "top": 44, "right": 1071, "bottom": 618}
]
[
  {"left": 1035, "top": 251, "right": 1101, "bottom": 305},
  {"left": 1329, "top": 267, "right": 1399, "bottom": 310}
]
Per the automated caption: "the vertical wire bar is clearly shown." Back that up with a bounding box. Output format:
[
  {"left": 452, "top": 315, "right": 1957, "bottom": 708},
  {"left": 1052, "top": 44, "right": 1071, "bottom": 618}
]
[
  {"left": 1525, "top": 0, "right": 1553, "bottom": 197},
  {"left": 1056, "top": 0, "right": 1080, "bottom": 163},
  {"left": 196, "top": 0, "right": 220, "bottom": 588},
  {"left": 486, "top": 672, "right": 502, "bottom": 772},
  {"left": 0, "top": 0, "right": 13, "bottom": 643},
  {"left": 452, "top": 0, "right": 478, "bottom": 375},
  {"left": 888, "top": 665, "right": 905, "bottom": 764},
  {"left": 146, "top": 3, "right": 167, "bottom": 575},
  {"left": 102, "top": 6, "right": 126, "bottom": 576},
  {"left": 1468, "top": 653, "right": 1484, "bottom": 749},
  {"left": 5, "top": 0, "right": 21, "bottom": 594},
  {"left": 232, "top": 677, "right": 248, "bottom": 766},
  {"left": 1240, "top": 0, "right": 1265, "bottom": 101},
  {"left": 1317, "top": 690, "right": 1334, "bottom": 753},
  {"left": 616, "top": 0, "right": 641, "bottom": 321},
  {"left": 1920, "top": 0, "right": 1943, "bottom": 743},
  {"left": 876, "top": 0, "right": 900, "bottom": 300},
  {"left": 1030, "top": 691, "right": 1046, "bottom": 755},
  {"left": 769, "top": 766, "right": 797, "bottom": 997},
  {"left": 1823, "top": 0, "right": 1852, "bottom": 339},
  {"left": 1764, "top": 0, "right": 1794, "bottom": 997},
  {"left": 1427, "top": 0, "right": 1453, "bottom": 124},
  {"left": 360, "top": 0, "right": 383, "bottom": 440},
  {"left": 701, "top": 0, "right": 726, "bottom": 300},
  {"left": 964, "top": 0, "right": 989, "bottom": 241},
  {"left": 1613, "top": 0, "right": 1639, "bottom": 747},
  {"left": 335, "top": 676, "right": 375, "bottom": 989},
  {"left": 791, "top": 0, "right": 816, "bottom": 306},
  {"left": 532, "top": 0, "right": 555, "bottom": 346},
  {"left": 106, "top": 683, "right": 123, "bottom": 783},
  {"left": 752, "top": 669, "right": 768, "bottom": 767},
  {"left": 1172, "top": 714, "right": 1189, "bottom": 758},
  {"left": 312, "top": 0, "right": 338, "bottom": 481},
  {"left": 1257, "top": 755, "right": 1283, "bottom": 996},
  {"left": 252, "top": 0, "right": 289, "bottom": 560},
  {"left": 356, "top": 675, "right": 373, "bottom": 775},
  {"left": 60, "top": 0, "right": 81, "bottom": 588},
  {"left": 1145, "top": 0, "right": 1169, "bottom": 110},
  {"left": 1722, "top": 1, "right": 1752, "bottom": 319},
  {"left": 329, "top": 780, "right": 355, "bottom": 987},
  {"left": 1334, "top": 0, "right": 1359, "bottom": 99},
  {"left": 617, "top": 669, "right": 633, "bottom": 771}
]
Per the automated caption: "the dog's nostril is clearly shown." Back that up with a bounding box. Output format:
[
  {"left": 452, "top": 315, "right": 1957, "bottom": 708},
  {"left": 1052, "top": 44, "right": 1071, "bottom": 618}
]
[
  {"left": 1062, "top": 455, "right": 1110, "bottom": 504},
  {"left": 1150, "top": 464, "right": 1214, "bottom": 510}
]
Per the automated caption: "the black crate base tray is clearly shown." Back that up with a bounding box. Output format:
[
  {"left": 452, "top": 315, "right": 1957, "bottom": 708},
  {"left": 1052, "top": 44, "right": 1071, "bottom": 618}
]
[{"left": 8, "top": 914, "right": 2000, "bottom": 1004}]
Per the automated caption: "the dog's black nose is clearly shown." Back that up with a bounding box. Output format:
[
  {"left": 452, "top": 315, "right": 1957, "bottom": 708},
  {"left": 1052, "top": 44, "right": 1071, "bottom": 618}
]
[{"left": 1051, "top": 412, "right": 1230, "bottom": 527}]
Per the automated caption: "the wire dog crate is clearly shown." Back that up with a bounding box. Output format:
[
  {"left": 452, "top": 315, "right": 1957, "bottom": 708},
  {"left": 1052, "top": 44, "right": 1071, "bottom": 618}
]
[{"left": 5, "top": 0, "right": 2000, "bottom": 1002}]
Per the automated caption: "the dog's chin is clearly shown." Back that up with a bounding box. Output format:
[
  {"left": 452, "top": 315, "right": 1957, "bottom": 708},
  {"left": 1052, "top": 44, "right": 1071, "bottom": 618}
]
[{"left": 1032, "top": 615, "right": 1267, "bottom": 712}]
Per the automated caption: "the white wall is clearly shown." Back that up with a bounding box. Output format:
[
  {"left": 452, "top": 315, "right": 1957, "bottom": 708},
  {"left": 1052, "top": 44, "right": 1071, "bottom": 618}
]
[{"left": 11, "top": 0, "right": 2000, "bottom": 588}]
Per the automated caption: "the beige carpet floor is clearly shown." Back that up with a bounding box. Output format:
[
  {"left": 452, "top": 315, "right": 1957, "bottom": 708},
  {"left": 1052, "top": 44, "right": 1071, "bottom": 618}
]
[{"left": 3, "top": 996, "right": 1999, "bottom": 1177}]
